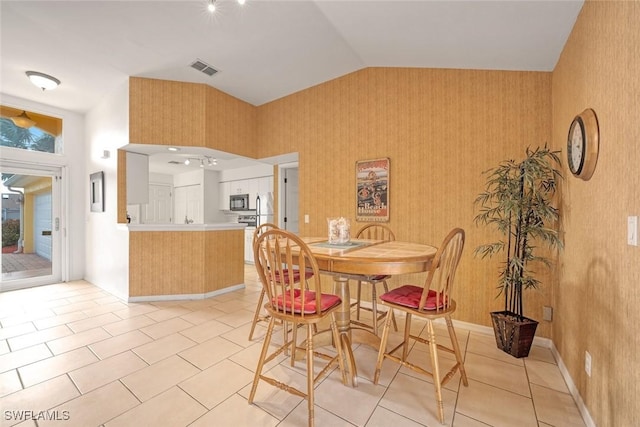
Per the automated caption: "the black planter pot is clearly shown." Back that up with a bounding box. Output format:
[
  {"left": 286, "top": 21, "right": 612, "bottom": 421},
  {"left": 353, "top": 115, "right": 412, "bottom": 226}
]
[{"left": 490, "top": 311, "right": 538, "bottom": 358}]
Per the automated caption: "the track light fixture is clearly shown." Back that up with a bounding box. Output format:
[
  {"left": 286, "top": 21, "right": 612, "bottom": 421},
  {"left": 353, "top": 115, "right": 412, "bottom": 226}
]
[{"left": 183, "top": 156, "right": 218, "bottom": 167}]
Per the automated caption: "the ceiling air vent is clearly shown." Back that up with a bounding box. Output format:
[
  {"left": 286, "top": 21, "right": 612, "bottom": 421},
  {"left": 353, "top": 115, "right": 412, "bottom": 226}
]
[
  {"left": 168, "top": 161, "right": 182, "bottom": 165},
  {"left": 190, "top": 59, "right": 218, "bottom": 77}
]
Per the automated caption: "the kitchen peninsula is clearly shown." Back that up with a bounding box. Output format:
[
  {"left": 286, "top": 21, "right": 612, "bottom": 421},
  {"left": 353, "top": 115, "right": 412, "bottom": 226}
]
[{"left": 127, "top": 222, "right": 246, "bottom": 301}]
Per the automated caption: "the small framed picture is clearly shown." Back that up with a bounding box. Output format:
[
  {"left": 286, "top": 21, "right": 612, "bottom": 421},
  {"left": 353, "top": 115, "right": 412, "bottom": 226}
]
[
  {"left": 356, "top": 158, "right": 389, "bottom": 222},
  {"left": 90, "top": 171, "right": 105, "bottom": 212}
]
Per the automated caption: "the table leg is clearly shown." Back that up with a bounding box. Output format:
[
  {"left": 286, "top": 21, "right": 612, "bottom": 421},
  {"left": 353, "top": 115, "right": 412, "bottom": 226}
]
[{"left": 333, "top": 275, "right": 358, "bottom": 387}]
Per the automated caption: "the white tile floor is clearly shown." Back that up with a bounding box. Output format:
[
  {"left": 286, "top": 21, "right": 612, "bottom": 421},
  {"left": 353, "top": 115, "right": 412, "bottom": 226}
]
[{"left": 0, "top": 265, "right": 587, "bottom": 427}]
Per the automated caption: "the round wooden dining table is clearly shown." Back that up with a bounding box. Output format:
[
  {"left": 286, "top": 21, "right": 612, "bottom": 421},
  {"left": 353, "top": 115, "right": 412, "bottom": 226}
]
[{"left": 300, "top": 237, "right": 437, "bottom": 387}]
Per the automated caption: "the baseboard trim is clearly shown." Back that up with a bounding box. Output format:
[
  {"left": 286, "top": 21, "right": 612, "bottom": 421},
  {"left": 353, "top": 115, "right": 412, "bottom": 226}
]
[{"left": 127, "top": 283, "right": 246, "bottom": 303}]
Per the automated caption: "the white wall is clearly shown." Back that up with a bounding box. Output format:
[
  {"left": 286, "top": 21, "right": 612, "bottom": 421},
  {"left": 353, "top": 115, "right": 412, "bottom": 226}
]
[
  {"left": 0, "top": 93, "right": 86, "bottom": 281},
  {"left": 84, "top": 80, "right": 130, "bottom": 300},
  {"left": 203, "top": 169, "right": 226, "bottom": 223},
  {"left": 219, "top": 164, "right": 273, "bottom": 181}
]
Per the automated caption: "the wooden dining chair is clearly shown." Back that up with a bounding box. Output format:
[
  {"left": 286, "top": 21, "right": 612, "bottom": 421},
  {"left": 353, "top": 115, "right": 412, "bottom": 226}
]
[
  {"left": 248, "top": 223, "right": 314, "bottom": 341},
  {"left": 350, "top": 224, "right": 398, "bottom": 335},
  {"left": 373, "top": 228, "right": 468, "bottom": 425},
  {"left": 248, "top": 223, "right": 278, "bottom": 340},
  {"left": 249, "top": 229, "right": 346, "bottom": 427}
]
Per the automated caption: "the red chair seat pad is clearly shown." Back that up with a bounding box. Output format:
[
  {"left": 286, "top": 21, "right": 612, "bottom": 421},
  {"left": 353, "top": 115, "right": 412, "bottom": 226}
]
[
  {"left": 381, "top": 285, "right": 448, "bottom": 310},
  {"left": 274, "top": 269, "right": 314, "bottom": 284},
  {"left": 273, "top": 290, "right": 341, "bottom": 314}
]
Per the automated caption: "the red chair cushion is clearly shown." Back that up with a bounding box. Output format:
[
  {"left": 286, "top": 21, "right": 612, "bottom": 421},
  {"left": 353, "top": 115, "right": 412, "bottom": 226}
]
[
  {"left": 274, "top": 269, "right": 314, "bottom": 284},
  {"left": 380, "top": 285, "right": 448, "bottom": 310},
  {"left": 273, "top": 290, "right": 341, "bottom": 314}
]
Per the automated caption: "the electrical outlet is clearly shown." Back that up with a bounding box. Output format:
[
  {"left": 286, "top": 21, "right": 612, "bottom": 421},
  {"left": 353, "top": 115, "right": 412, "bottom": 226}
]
[
  {"left": 543, "top": 306, "right": 553, "bottom": 321},
  {"left": 628, "top": 216, "right": 638, "bottom": 246},
  {"left": 585, "top": 351, "right": 592, "bottom": 377}
]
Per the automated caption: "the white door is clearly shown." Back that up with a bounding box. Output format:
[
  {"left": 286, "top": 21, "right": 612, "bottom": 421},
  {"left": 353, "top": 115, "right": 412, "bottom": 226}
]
[
  {"left": 143, "top": 184, "right": 172, "bottom": 224},
  {"left": 281, "top": 166, "right": 299, "bottom": 233},
  {"left": 0, "top": 162, "right": 63, "bottom": 290}
]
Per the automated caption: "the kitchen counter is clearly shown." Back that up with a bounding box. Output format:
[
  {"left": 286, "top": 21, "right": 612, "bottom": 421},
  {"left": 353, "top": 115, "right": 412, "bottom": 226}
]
[
  {"left": 128, "top": 225, "right": 245, "bottom": 300},
  {"left": 128, "top": 223, "right": 247, "bottom": 232}
]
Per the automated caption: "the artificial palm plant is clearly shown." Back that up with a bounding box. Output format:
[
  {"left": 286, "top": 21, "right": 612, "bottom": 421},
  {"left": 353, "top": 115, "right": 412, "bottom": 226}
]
[{"left": 474, "top": 146, "right": 563, "bottom": 357}]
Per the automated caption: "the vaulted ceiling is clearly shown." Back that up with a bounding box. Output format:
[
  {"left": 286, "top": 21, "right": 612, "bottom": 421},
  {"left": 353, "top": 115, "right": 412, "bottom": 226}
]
[{"left": 0, "top": 0, "right": 583, "bottom": 114}]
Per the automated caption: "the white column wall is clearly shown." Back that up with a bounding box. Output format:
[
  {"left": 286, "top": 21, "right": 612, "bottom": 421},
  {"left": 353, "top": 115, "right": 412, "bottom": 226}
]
[{"left": 84, "top": 80, "right": 130, "bottom": 300}]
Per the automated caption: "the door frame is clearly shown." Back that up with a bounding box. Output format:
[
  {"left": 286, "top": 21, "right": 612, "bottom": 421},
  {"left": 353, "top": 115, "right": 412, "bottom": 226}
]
[
  {"left": 278, "top": 162, "right": 299, "bottom": 233},
  {"left": 1, "top": 160, "right": 67, "bottom": 291}
]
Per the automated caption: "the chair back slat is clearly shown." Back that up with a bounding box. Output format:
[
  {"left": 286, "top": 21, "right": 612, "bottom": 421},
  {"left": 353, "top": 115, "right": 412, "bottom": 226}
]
[
  {"left": 255, "top": 229, "right": 322, "bottom": 318},
  {"left": 419, "top": 228, "right": 465, "bottom": 313},
  {"left": 356, "top": 224, "right": 396, "bottom": 242},
  {"left": 253, "top": 223, "right": 278, "bottom": 248}
]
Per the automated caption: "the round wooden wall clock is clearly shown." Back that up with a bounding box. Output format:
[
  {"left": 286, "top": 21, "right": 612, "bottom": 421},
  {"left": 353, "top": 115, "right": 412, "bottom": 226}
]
[{"left": 567, "top": 108, "right": 600, "bottom": 180}]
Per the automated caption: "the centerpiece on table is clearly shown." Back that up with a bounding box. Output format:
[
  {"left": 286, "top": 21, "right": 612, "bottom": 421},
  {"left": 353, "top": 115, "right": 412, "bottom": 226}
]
[{"left": 327, "top": 217, "right": 351, "bottom": 244}]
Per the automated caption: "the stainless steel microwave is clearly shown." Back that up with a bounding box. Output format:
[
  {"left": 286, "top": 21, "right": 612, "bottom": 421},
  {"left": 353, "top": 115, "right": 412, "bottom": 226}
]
[{"left": 230, "top": 194, "right": 250, "bottom": 211}]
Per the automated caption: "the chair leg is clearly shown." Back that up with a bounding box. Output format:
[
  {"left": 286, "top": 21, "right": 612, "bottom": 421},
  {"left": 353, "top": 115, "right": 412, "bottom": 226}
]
[
  {"left": 248, "top": 316, "right": 276, "bottom": 404},
  {"left": 401, "top": 313, "right": 412, "bottom": 361},
  {"left": 248, "top": 288, "right": 267, "bottom": 340},
  {"left": 355, "top": 280, "right": 362, "bottom": 320},
  {"left": 373, "top": 308, "right": 394, "bottom": 384},
  {"left": 306, "top": 324, "right": 315, "bottom": 427},
  {"left": 446, "top": 316, "right": 468, "bottom": 387},
  {"left": 426, "top": 320, "right": 445, "bottom": 424},
  {"left": 370, "top": 281, "right": 378, "bottom": 334},
  {"left": 381, "top": 280, "right": 398, "bottom": 332},
  {"left": 291, "top": 320, "right": 299, "bottom": 366}
]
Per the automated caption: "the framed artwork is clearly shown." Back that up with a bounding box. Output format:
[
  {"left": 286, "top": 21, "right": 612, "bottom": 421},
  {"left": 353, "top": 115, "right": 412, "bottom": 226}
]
[
  {"left": 90, "top": 171, "right": 105, "bottom": 212},
  {"left": 356, "top": 158, "right": 389, "bottom": 222}
]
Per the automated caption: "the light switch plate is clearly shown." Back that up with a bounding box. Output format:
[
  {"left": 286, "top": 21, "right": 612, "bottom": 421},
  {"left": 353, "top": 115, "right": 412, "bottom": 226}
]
[
  {"left": 304, "top": 214, "right": 309, "bottom": 224},
  {"left": 628, "top": 216, "right": 638, "bottom": 246}
]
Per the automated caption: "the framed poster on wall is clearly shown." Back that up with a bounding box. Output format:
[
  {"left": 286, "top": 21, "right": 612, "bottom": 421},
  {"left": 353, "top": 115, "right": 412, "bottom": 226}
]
[{"left": 356, "top": 158, "right": 389, "bottom": 222}]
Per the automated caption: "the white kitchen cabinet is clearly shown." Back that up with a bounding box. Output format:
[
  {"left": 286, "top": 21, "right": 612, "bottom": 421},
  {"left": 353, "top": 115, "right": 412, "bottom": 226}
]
[
  {"left": 232, "top": 180, "right": 249, "bottom": 195},
  {"left": 219, "top": 181, "right": 230, "bottom": 210},
  {"left": 244, "top": 227, "right": 255, "bottom": 263},
  {"left": 219, "top": 176, "right": 274, "bottom": 211}
]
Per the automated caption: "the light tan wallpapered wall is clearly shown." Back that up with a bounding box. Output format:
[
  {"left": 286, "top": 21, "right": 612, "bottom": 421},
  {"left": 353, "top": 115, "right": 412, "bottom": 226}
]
[
  {"left": 257, "top": 67, "right": 554, "bottom": 336},
  {"left": 551, "top": 1, "right": 640, "bottom": 426}
]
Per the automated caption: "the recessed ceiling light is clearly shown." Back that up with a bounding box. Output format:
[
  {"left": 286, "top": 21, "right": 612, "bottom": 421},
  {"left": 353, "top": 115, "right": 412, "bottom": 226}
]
[{"left": 167, "top": 147, "right": 180, "bottom": 152}]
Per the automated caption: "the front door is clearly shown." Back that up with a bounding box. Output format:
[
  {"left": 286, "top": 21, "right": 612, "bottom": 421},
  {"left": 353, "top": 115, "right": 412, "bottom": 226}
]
[{"left": 1, "top": 163, "right": 63, "bottom": 290}]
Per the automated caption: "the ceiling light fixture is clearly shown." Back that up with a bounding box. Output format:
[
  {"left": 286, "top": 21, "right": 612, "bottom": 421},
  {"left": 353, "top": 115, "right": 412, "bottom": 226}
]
[
  {"left": 10, "top": 111, "right": 36, "bottom": 128},
  {"left": 25, "top": 71, "right": 61, "bottom": 91},
  {"left": 167, "top": 147, "right": 180, "bottom": 152},
  {"left": 182, "top": 156, "right": 218, "bottom": 167},
  {"left": 207, "top": 0, "right": 246, "bottom": 13}
]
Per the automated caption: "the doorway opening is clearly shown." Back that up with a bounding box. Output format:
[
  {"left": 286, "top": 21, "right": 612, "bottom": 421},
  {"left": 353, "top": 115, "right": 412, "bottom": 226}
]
[{"left": 279, "top": 163, "right": 299, "bottom": 234}]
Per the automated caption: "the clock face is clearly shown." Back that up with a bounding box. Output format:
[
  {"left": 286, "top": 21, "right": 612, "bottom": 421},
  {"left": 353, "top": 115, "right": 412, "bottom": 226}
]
[{"left": 567, "top": 118, "right": 585, "bottom": 175}]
